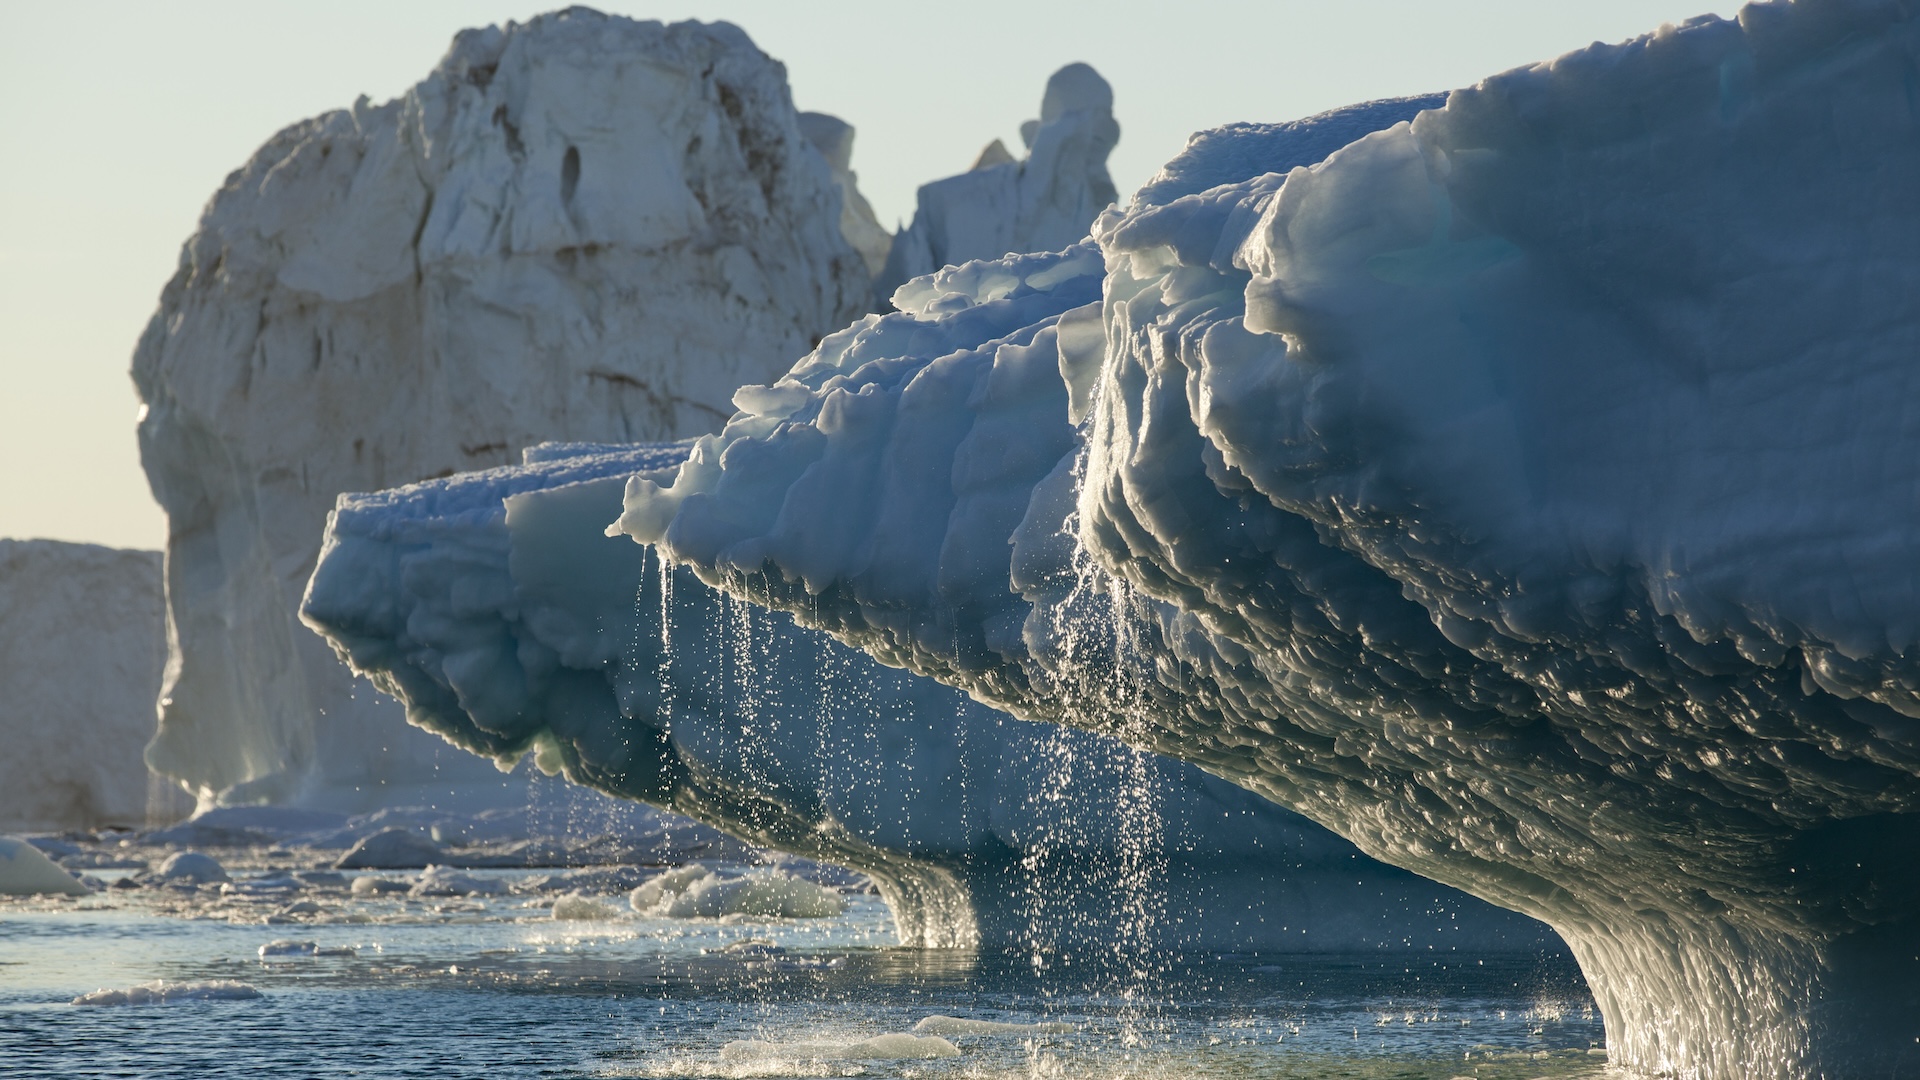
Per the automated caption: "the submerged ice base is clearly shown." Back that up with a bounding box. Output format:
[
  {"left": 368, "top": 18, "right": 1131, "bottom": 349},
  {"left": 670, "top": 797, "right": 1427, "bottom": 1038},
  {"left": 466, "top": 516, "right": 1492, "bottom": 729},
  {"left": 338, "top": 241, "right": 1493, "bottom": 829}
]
[
  {"left": 612, "top": 4, "right": 1920, "bottom": 1076},
  {"left": 304, "top": 439, "right": 1555, "bottom": 954}
]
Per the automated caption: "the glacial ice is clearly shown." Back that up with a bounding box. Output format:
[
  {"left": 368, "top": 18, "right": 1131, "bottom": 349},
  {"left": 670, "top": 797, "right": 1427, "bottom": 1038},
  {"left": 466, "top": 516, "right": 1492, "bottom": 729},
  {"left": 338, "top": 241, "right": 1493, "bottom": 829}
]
[
  {"left": 154, "top": 851, "right": 229, "bottom": 885},
  {"left": 629, "top": 866, "right": 846, "bottom": 920},
  {"left": 303, "top": 440, "right": 1554, "bottom": 953},
  {"left": 611, "top": 3, "right": 1920, "bottom": 1076},
  {"left": 132, "top": 10, "right": 872, "bottom": 809},
  {"left": 0, "top": 837, "right": 90, "bottom": 896},
  {"left": 873, "top": 63, "right": 1121, "bottom": 307},
  {"left": 0, "top": 540, "right": 165, "bottom": 831}
]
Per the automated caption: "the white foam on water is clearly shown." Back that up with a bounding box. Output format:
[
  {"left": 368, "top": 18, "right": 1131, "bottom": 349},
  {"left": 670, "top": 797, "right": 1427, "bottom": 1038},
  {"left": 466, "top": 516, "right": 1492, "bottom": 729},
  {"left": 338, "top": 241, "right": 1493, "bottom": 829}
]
[
  {"left": 720, "top": 1033, "right": 960, "bottom": 1062},
  {"left": 913, "top": 1015, "right": 1074, "bottom": 1036},
  {"left": 550, "top": 893, "right": 624, "bottom": 921},
  {"left": 71, "top": 980, "right": 262, "bottom": 1007}
]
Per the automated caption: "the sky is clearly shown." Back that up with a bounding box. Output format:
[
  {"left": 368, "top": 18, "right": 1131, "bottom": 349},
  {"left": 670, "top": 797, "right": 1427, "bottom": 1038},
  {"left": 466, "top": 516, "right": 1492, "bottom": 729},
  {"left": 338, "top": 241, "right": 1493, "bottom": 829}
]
[{"left": 0, "top": 0, "right": 1740, "bottom": 552}]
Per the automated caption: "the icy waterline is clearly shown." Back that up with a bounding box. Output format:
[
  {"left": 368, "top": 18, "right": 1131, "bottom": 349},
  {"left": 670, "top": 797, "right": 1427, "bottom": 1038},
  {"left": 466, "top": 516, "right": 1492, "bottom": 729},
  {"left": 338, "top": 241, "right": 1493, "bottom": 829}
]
[
  {"left": 611, "top": 3, "right": 1920, "bottom": 1076},
  {"left": 0, "top": 840, "right": 1604, "bottom": 1080}
]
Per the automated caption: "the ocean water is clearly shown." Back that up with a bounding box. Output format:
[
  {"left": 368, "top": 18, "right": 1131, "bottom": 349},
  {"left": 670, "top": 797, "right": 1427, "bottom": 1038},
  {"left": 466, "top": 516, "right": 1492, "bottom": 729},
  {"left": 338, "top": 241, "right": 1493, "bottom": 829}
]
[{"left": 0, "top": 860, "right": 1605, "bottom": 1080}]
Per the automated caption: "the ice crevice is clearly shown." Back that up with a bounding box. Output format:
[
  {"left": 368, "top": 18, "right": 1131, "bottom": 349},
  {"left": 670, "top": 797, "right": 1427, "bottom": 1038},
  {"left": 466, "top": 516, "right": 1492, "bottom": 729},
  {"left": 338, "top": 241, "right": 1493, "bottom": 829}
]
[{"left": 599, "top": 3, "right": 1920, "bottom": 1077}]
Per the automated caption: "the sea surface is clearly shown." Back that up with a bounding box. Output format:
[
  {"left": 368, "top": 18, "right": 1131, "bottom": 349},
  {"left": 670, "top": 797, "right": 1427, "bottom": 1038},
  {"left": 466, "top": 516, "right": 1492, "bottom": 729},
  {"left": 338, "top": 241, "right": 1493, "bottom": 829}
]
[{"left": 1, "top": 860, "right": 1606, "bottom": 1079}]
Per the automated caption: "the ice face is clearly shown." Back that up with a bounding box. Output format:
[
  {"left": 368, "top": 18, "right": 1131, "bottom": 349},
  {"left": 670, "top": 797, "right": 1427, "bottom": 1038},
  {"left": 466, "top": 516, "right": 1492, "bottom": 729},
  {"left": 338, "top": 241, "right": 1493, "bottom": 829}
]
[
  {"left": 612, "top": 4, "right": 1920, "bottom": 1076},
  {"left": 132, "top": 11, "right": 872, "bottom": 811},
  {"left": 302, "top": 438, "right": 1555, "bottom": 953},
  {"left": 0, "top": 540, "right": 165, "bottom": 832}
]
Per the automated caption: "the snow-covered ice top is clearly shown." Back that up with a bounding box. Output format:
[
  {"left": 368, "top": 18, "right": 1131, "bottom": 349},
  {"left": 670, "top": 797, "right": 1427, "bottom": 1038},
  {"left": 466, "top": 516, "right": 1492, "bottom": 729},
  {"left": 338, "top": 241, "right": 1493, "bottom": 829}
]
[
  {"left": 615, "top": 3, "right": 1920, "bottom": 1076},
  {"left": 132, "top": 10, "right": 871, "bottom": 809}
]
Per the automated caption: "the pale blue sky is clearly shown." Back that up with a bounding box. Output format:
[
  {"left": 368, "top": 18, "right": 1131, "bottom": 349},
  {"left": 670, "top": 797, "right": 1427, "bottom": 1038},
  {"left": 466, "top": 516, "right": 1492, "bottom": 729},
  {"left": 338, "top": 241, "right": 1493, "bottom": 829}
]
[{"left": 0, "top": 0, "right": 1738, "bottom": 551}]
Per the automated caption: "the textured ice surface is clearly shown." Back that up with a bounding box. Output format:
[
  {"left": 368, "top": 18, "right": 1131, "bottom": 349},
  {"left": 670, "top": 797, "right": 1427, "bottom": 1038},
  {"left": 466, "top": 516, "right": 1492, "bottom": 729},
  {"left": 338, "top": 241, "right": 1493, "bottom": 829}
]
[
  {"left": 630, "top": 866, "right": 846, "bottom": 919},
  {"left": 304, "top": 439, "right": 1555, "bottom": 953},
  {"left": 154, "top": 851, "right": 229, "bottom": 884},
  {"left": 873, "top": 64, "right": 1119, "bottom": 307},
  {"left": 0, "top": 837, "right": 90, "bottom": 896},
  {"left": 0, "top": 540, "right": 165, "bottom": 831},
  {"left": 615, "top": 3, "right": 1920, "bottom": 1076},
  {"left": 132, "top": 10, "right": 872, "bottom": 810}
]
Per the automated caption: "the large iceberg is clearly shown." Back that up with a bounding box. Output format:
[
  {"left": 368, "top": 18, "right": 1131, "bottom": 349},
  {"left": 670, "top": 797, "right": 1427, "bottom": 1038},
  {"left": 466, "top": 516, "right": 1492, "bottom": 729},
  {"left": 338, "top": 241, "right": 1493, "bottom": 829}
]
[
  {"left": 609, "top": 4, "right": 1920, "bottom": 1076},
  {"left": 302, "top": 439, "right": 1554, "bottom": 952},
  {"left": 131, "top": 11, "right": 871, "bottom": 808},
  {"left": 0, "top": 540, "right": 167, "bottom": 831}
]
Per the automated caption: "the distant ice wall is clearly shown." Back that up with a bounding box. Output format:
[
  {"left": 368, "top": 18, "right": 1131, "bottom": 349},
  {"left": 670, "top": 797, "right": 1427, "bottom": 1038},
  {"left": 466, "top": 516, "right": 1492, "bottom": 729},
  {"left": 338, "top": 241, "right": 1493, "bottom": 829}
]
[
  {"left": 303, "top": 441, "right": 1557, "bottom": 954},
  {"left": 614, "top": 4, "right": 1920, "bottom": 1075},
  {"left": 0, "top": 540, "right": 165, "bottom": 831},
  {"left": 131, "top": 11, "right": 871, "bottom": 809},
  {"left": 873, "top": 63, "right": 1120, "bottom": 307}
]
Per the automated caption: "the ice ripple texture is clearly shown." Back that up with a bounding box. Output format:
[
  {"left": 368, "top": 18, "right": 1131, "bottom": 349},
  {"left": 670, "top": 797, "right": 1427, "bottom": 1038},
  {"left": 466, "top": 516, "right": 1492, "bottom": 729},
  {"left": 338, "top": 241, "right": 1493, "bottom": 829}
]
[{"left": 614, "top": 3, "right": 1920, "bottom": 1077}]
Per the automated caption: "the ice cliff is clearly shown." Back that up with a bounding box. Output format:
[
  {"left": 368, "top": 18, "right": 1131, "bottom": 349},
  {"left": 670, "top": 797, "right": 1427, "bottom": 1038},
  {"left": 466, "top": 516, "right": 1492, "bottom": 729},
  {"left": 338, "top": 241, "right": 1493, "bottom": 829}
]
[
  {"left": 131, "top": 11, "right": 871, "bottom": 808},
  {"left": 301, "top": 440, "right": 1554, "bottom": 952},
  {"left": 0, "top": 540, "right": 165, "bottom": 831},
  {"left": 873, "top": 63, "right": 1121, "bottom": 307},
  {"left": 609, "top": 3, "right": 1920, "bottom": 1076}
]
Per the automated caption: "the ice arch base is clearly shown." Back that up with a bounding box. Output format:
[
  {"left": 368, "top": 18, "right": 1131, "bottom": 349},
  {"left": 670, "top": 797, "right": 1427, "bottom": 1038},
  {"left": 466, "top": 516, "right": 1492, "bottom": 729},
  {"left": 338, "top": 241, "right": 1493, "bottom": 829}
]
[
  {"left": 304, "top": 441, "right": 1558, "bottom": 955},
  {"left": 623, "top": 3, "right": 1920, "bottom": 1074}
]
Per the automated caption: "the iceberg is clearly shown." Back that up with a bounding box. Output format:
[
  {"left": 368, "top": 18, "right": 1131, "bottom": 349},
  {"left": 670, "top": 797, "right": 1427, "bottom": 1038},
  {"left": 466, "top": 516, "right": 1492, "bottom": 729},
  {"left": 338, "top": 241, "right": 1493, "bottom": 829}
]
[
  {"left": 872, "top": 63, "right": 1123, "bottom": 307},
  {"left": 302, "top": 438, "right": 1554, "bottom": 952},
  {"left": 0, "top": 540, "right": 166, "bottom": 831},
  {"left": 606, "top": 4, "right": 1920, "bottom": 1076},
  {"left": 131, "top": 10, "right": 871, "bottom": 809}
]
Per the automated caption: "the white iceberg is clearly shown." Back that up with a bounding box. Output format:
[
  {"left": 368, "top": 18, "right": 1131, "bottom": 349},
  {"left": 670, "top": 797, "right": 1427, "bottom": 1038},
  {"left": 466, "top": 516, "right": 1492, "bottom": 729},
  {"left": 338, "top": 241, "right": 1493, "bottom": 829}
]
[
  {"left": 132, "top": 10, "right": 872, "bottom": 811},
  {"left": 0, "top": 540, "right": 166, "bottom": 832},
  {"left": 873, "top": 62, "right": 1121, "bottom": 307},
  {"left": 0, "top": 837, "right": 89, "bottom": 896},
  {"left": 601, "top": 5, "right": 1920, "bottom": 1077}
]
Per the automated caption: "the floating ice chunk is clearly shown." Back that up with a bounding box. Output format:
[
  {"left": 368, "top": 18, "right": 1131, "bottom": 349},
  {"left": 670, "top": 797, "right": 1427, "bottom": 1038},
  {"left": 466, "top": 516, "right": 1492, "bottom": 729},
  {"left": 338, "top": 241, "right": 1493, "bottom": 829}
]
[
  {"left": 349, "top": 876, "right": 408, "bottom": 896},
  {"left": 912, "top": 1015, "right": 1074, "bottom": 1035},
  {"left": 720, "top": 1033, "right": 960, "bottom": 1061},
  {"left": 549, "top": 893, "right": 624, "bottom": 921},
  {"left": 258, "top": 939, "right": 354, "bottom": 959},
  {"left": 334, "top": 828, "right": 443, "bottom": 870},
  {"left": 630, "top": 867, "right": 845, "bottom": 919},
  {"left": 153, "top": 851, "right": 228, "bottom": 885},
  {"left": 0, "top": 540, "right": 164, "bottom": 834},
  {"left": 0, "top": 837, "right": 89, "bottom": 896},
  {"left": 410, "top": 865, "right": 508, "bottom": 897},
  {"left": 71, "top": 980, "right": 261, "bottom": 1007}
]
